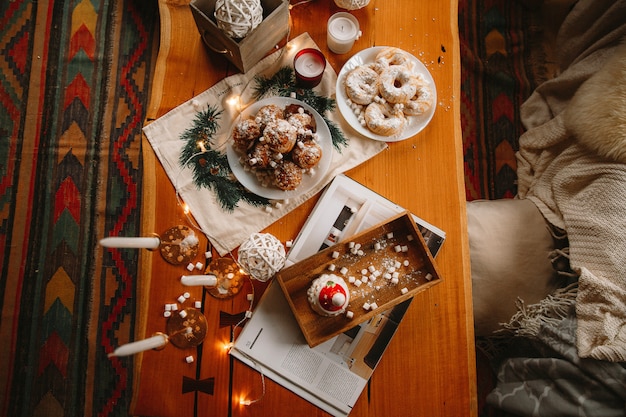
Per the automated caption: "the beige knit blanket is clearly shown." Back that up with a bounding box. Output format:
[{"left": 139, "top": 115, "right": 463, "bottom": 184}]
[{"left": 516, "top": 0, "right": 626, "bottom": 361}]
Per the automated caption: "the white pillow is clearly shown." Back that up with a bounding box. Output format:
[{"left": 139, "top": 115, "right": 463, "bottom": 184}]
[{"left": 467, "top": 199, "right": 561, "bottom": 336}]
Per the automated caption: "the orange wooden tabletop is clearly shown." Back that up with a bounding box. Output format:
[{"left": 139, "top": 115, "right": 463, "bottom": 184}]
[{"left": 132, "top": 0, "right": 477, "bottom": 416}]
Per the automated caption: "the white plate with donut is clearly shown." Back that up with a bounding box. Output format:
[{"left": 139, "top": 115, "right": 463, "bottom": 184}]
[
  {"left": 226, "top": 97, "right": 333, "bottom": 200},
  {"left": 336, "top": 46, "right": 437, "bottom": 142}
]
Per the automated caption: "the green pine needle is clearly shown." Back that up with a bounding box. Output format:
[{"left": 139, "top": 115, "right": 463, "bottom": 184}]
[{"left": 178, "top": 104, "right": 270, "bottom": 212}]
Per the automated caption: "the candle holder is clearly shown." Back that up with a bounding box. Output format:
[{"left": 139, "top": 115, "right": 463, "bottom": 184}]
[
  {"left": 99, "top": 224, "right": 200, "bottom": 265},
  {"left": 327, "top": 12, "right": 361, "bottom": 54},
  {"left": 205, "top": 257, "right": 246, "bottom": 299},
  {"left": 166, "top": 307, "right": 209, "bottom": 349},
  {"left": 293, "top": 48, "right": 327, "bottom": 88},
  {"left": 107, "top": 307, "right": 208, "bottom": 357}
]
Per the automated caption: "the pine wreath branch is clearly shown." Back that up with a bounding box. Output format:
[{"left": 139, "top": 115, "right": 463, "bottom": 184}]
[
  {"left": 253, "top": 66, "right": 347, "bottom": 151},
  {"left": 178, "top": 105, "right": 270, "bottom": 212}
]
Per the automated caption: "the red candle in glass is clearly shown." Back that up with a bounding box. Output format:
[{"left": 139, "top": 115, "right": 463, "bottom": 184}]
[{"left": 293, "top": 48, "right": 326, "bottom": 88}]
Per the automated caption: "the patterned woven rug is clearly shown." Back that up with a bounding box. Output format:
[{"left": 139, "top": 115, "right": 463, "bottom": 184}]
[
  {"left": 459, "top": 0, "right": 551, "bottom": 201},
  {"left": 0, "top": 1, "right": 157, "bottom": 416}
]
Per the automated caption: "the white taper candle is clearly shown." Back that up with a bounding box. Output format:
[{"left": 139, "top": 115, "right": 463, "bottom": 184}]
[
  {"left": 181, "top": 275, "right": 218, "bottom": 287},
  {"left": 107, "top": 333, "right": 168, "bottom": 357},
  {"left": 99, "top": 236, "right": 161, "bottom": 249}
]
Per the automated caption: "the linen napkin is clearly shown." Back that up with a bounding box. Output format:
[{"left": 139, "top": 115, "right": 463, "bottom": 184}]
[{"left": 143, "top": 32, "right": 386, "bottom": 255}]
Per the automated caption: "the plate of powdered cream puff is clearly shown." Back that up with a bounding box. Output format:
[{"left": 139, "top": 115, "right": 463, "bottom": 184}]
[
  {"left": 227, "top": 97, "right": 333, "bottom": 199},
  {"left": 336, "top": 46, "right": 437, "bottom": 141}
]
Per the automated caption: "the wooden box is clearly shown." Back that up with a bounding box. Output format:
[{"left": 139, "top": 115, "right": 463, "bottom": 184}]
[
  {"left": 276, "top": 212, "right": 443, "bottom": 347},
  {"left": 190, "top": 0, "right": 289, "bottom": 73}
]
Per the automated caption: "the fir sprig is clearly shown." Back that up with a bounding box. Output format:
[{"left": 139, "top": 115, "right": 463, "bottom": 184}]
[
  {"left": 253, "top": 66, "right": 348, "bottom": 150},
  {"left": 178, "top": 105, "right": 270, "bottom": 211}
]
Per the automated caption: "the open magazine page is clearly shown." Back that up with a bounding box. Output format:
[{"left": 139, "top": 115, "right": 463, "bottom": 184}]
[
  {"left": 232, "top": 281, "right": 371, "bottom": 417},
  {"left": 285, "top": 174, "right": 445, "bottom": 267},
  {"left": 230, "top": 175, "right": 446, "bottom": 417}
]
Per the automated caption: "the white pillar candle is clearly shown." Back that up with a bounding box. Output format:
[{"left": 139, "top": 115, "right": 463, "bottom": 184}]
[
  {"left": 99, "top": 236, "right": 160, "bottom": 249},
  {"left": 107, "top": 333, "right": 168, "bottom": 357},
  {"left": 327, "top": 12, "right": 361, "bottom": 54},
  {"left": 181, "top": 274, "right": 218, "bottom": 287}
]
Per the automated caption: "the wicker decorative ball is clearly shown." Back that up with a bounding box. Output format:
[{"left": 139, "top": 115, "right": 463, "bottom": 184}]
[
  {"left": 237, "top": 233, "right": 286, "bottom": 282},
  {"left": 214, "top": 0, "right": 263, "bottom": 39},
  {"left": 333, "top": 0, "right": 370, "bottom": 10}
]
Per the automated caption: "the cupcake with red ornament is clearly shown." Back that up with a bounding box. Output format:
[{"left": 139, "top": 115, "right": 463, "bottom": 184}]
[{"left": 307, "top": 274, "right": 350, "bottom": 317}]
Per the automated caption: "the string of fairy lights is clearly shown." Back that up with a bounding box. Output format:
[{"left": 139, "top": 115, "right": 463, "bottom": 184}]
[{"left": 171, "top": 0, "right": 321, "bottom": 407}]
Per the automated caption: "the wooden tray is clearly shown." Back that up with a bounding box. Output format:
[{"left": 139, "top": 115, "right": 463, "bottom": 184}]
[{"left": 276, "top": 212, "right": 442, "bottom": 347}]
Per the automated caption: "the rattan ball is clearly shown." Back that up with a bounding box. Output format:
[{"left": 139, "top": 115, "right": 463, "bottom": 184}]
[
  {"left": 333, "top": 0, "right": 370, "bottom": 10},
  {"left": 215, "top": 0, "right": 263, "bottom": 39},
  {"left": 237, "top": 233, "right": 286, "bottom": 282}
]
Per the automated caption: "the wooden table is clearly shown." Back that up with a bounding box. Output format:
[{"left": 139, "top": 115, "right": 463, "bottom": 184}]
[{"left": 132, "top": 0, "right": 477, "bottom": 416}]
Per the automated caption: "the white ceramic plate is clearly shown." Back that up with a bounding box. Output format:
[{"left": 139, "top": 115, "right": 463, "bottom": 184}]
[
  {"left": 226, "top": 97, "right": 333, "bottom": 200},
  {"left": 336, "top": 46, "right": 437, "bottom": 142}
]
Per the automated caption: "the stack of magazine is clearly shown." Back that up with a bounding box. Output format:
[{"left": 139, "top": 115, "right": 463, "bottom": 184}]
[{"left": 229, "top": 174, "right": 446, "bottom": 417}]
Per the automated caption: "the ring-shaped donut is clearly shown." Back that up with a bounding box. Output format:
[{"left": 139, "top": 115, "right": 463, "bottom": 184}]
[
  {"left": 364, "top": 102, "right": 406, "bottom": 136},
  {"left": 345, "top": 66, "right": 380, "bottom": 105},
  {"left": 379, "top": 65, "right": 418, "bottom": 104},
  {"left": 375, "top": 47, "right": 413, "bottom": 69},
  {"left": 404, "top": 76, "right": 434, "bottom": 116}
]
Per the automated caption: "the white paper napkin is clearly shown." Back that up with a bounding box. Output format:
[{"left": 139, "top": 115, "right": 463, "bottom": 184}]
[{"left": 143, "top": 33, "right": 386, "bottom": 255}]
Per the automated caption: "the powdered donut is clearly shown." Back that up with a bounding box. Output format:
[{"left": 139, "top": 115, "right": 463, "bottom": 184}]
[
  {"left": 375, "top": 47, "right": 413, "bottom": 69},
  {"left": 287, "top": 112, "right": 314, "bottom": 132},
  {"left": 345, "top": 66, "right": 380, "bottom": 105},
  {"left": 404, "top": 82, "right": 434, "bottom": 116},
  {"left": 273, "top": 160, "right": 302, "bottom": 190},
  {"left": 364, "top": 102, "right": 406, "bottom": 136},
  {"left": 246, "top": 143, "right": 274, "bottom": 169},
  {"left": 292, "top": 140, "right": 322, "bottom": 169},
  {"left": 379, "top": 65, "right": 418, "bottom": 104},
  {"left": 232, "top": 117, "right": 261, "bottom": 152},
  {"left": 262, "top": 119, "right": 297, "bottom": 153},
  {"left": 254, "top": 104, "right": 283, "bottom": 129}
]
